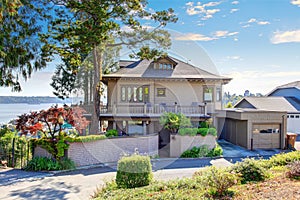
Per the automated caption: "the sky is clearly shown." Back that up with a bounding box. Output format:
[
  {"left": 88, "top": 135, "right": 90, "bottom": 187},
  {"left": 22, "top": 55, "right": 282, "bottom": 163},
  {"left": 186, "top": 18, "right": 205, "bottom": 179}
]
[{"left": 1, "top": 0, "right": 300, "bottom": 97}]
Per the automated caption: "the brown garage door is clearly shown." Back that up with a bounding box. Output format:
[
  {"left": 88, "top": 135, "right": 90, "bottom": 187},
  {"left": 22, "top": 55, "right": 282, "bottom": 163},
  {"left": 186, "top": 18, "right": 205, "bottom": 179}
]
[{"left": 252, "top": 124, "right": 280, "bottom": 149}]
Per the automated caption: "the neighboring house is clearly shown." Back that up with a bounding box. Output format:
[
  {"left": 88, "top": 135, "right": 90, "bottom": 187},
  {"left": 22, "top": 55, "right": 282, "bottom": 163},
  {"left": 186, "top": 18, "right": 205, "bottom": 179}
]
[
  {"left": 235, "top": 81, "right": 300, "bottom": 134},
  {"left": 100, "top": 56, "right": 231, "bottom": 136}
]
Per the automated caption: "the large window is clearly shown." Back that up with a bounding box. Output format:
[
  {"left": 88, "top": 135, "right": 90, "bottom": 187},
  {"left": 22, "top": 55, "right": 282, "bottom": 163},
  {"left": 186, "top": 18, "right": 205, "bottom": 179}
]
[
  {"left": 252, "top": 124, "right": 280, "bottom": 134},
  {"left": 121, "top": 85, "right": 149, "bottom": 102},
  {"left": 157, "top": 88, "right": 166, "bottom": 97},
  {"left": 203, "top": 87, "right": 213, "bottom": 102}
]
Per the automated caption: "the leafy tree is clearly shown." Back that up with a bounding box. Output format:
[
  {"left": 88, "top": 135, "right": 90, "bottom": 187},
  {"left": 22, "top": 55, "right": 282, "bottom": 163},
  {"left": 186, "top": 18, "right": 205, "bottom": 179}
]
[
  {"left": 15, "top": 105, "right": 89, "bottom": 160},
  {"left": 159, "top": 112, "right": 192, "bottom": 133},
  {"left": 47, "top": 0, "right": 178, "bottom": 133},
  {"left": 0, "top": 0, "right": 53, "bottom": 91}
]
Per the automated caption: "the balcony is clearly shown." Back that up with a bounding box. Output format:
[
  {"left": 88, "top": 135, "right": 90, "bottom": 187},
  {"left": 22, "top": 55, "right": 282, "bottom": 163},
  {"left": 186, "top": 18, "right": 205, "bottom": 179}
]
[{"left": 98, "top": 103, "right": 208, "bottom": 118}]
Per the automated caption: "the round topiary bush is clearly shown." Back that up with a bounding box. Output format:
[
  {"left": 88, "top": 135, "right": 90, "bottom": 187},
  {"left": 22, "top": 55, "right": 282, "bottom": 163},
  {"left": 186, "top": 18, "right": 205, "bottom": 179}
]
[{"left": 116, "top": 155, "right": 153, "bottom": 188}]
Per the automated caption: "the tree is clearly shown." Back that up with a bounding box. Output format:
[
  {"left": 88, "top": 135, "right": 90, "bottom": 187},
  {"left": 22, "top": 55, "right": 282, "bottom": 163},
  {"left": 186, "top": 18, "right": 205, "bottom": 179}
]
[
  {"left": 159, "top": 112, "right": 192, "bottom": 133},
  {"left": 16, "top": 105, "right": 90, "bottom": 159},
  {"left": 0, "top": 0, "right": 52, "bottom": 91},
  {"left": 47, "top": 0, "right": 178, "bottom": 133}
]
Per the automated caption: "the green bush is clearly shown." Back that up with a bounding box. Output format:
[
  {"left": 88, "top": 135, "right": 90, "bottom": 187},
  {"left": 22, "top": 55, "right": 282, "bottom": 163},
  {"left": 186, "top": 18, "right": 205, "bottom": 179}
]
[
  {"left": 24, "top": 157, "right": 75, "bottom": 171},
  {"left": 194, "top": 166, "right": 240, "bottom": 198},
  {"left": 178, "top": 128, "right": 197, "bottom": 136},
  {"left": 231, "top": 158, "right": 268, "bottom": 184},
  {"left": 286, "top": 161, "right": 300, "bottom": 180},
  {"left": 181, "top": 144, "right": 223, "bottom": 158},
  {"left": 116, "top": 155, "right": 153, "bottom": 188},
  {"left": 199, "top": 121, "right": 209, "bottom": 128},
  {"left": 197, "top": 128, "right": 208, "bottom": 136},
  {"left": 207, "top": 143, "right": 223, "bottom": 157},
  {"left": 267, "top": 151, "right": 300, "bottom": 168},
  {"left": 65, "top": 134, "right": 107, "bottom": 143},
  {"left": 159, "top": 112, "right": 192, "bottom": 133},
  {"left": 207, "top": 128, "right": 217, "bottom": 136},
  {"left": 180, "top": 146, "right": 210, "bottom": 158},
  {"left": 105, "top": 129, "right": 118, "bottom": 138}
]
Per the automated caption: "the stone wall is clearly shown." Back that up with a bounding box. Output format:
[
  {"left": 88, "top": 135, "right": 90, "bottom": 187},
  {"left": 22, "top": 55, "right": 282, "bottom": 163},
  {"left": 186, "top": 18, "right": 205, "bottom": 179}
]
[
  {"left": 68, "top": 134, "right": 158, "bottom": 166},
  {"left": 169, "top": 135, "right": 216, "bottom": 157}
]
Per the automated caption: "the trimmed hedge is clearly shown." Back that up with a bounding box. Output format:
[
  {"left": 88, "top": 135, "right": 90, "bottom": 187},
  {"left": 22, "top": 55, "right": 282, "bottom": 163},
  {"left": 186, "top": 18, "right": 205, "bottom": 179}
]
[
  {"left": 116, "top": 155, "right": 153, "bottom": 188},
  {"left": 177, "top": 127, "right": 218, "bottom": 137},
  {"left": 65, "top": 135, "right": 107, "bottom": 143},
  {"left": 180, "top": 144, "right": 223, "bottom": 158},
  {"left": 105, "top": 129, "right": 118, "bottom": 138}
]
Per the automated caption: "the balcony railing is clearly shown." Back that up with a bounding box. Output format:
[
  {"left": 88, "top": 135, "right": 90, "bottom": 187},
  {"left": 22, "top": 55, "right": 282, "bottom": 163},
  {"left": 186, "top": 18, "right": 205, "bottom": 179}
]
[{"left": 100, "top": 103, "right": 207, "bottom": 116}]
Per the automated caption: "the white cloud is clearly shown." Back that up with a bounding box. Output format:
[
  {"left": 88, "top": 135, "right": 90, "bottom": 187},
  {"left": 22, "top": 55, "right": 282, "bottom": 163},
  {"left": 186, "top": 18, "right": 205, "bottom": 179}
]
[
  {"left": 242, "top": 18, "right": 270, "bottom": 28},
  {"left": 186, "top": 1, "right": 222, "bottom": 20},
  {"left": 230, "top": 8, "right": 239, "bottom": 13},
  {"left": 174, "top": 33, "right": 216, "bottom": 41},
  {"left": 231, "top": 1, "right": 239, "bottom": 5},
  {"left": 248, "top": 18, "right": 257, "bottom": 23},
  {"left": 271, "top": 30, "right": 300, "bottom": 44},
  {"left": 257, "top": 21, "right": 270, "bottom": 25},
  {"left": 291, "top": 0, "right": 300, "bottom": 7},
  {"left": 213, "top": 31, "right": 239, "bottom": 37},
  {"left": 263, "top": 71, "right": 300, "bottom": 77},
  {"left": 226, "top": 56, "right": 242, "bottom": 60}
]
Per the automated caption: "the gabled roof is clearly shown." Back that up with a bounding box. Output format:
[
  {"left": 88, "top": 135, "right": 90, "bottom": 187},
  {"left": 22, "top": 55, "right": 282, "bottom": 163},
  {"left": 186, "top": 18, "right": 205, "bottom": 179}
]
[
  {"left": 103, "top": 56, "right": 231, "bottom": 83},
  {"left": 234, "top": 97, "right": 299, "bottom": 112},
  {"left": 267, "top": 81, "right": 300, "bottom": 96}
]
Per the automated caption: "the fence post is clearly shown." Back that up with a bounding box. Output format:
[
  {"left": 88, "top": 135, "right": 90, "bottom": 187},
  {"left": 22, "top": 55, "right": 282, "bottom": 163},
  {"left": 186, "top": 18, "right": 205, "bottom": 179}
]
[{"left": 12, "top": 137, "right": 15, "bottom": 168}]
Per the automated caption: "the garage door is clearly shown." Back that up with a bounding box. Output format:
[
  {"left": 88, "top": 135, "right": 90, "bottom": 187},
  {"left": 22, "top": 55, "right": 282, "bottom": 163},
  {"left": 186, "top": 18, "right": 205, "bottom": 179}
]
[{"left": 252, "top": 124, "right": 280, "bottom": 149}]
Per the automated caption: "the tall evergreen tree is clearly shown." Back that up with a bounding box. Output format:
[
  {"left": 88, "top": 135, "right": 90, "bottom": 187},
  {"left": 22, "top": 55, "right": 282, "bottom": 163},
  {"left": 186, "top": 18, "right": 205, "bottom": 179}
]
[{"left": 48, "top": 0, "right": 177, "bottom": 133}]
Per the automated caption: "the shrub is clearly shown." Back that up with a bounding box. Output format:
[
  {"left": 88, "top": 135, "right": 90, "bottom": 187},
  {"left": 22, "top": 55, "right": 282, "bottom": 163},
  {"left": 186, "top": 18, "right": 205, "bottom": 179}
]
[
  {"left": 207, "top": 143, "right": 223, "bottom": 157},
  {"left": 24, "top": 157, "right": 75, "bottom": 171},
  {"left": 105, "top": 129, "right": 118, "bottom": 138},
  {"left": 286, "top": 161, "right": 300, "bottom": 180},
  {"left": 207, "top": 127, "right": 217, "bottom": 136},
  {"left": 194, "top": 166, "right": 240, "bottom": 198},
  {"left": 178, "top": 128, "right": 197, "bottom": 136},
  {"left": 180, "top": 146, "right": 210, "bottom": 158},
  {"left": 116, "top": 155, "right": 153, "bottom": 188},
  {"left": 231, "top": 158, "right": 268, "bottom": 184},
  {"left": 65, "top": 135, "right": 107, "bottom": 143},
  {"left": 199, "top": 121, "right": 209, "bottom": 128},
  {"left": 197, "top": 128, "right": 208, "bottom": 136},
  {"left": 159, "top": 112, "right": 192, "bottom": 133},
  {"left": 267, "top": 151, "right": 300, "bottom": 168}
]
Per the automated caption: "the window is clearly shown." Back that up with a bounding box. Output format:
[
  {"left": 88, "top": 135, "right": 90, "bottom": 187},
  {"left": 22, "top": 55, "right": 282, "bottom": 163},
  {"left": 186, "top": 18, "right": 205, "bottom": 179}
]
[
  {"left": 252, "top": 124, "right": 280, "bottom": 134},
  {"left": 216, "top": 87, "right": 221, "bottom": 102},
  {"left": 158, "top": 63, "right": 173, "bottom": 70},
  {"left": 296, "top": 115, "right": 299, "bottom": 118},
  {"left": 203, "top": 87, "right": 213, "bottom": 102},
  {"left": 120, "top": 85, "right": 149, "bottom": 103},
  {"left": 157, "top": 88, "right": 166, "bottom": 97}
]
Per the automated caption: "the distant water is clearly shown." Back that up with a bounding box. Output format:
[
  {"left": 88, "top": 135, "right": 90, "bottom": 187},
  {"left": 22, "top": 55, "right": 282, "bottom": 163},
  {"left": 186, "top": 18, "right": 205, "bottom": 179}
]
[{"left": 0, "top": 103, "right": 68, "bottom": 124}]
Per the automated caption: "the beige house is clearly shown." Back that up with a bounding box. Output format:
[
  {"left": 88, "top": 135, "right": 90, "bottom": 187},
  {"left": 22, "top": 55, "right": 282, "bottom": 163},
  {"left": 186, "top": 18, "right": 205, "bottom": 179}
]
[{"left": 100, "top": 56, "right": 231, "bottom": 136}]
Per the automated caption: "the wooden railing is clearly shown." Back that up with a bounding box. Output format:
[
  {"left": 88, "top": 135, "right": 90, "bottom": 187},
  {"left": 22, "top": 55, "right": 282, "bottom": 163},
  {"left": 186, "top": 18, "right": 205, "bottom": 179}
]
[{"left": 99, "top": 103, "right": 207, "bottom": 115}]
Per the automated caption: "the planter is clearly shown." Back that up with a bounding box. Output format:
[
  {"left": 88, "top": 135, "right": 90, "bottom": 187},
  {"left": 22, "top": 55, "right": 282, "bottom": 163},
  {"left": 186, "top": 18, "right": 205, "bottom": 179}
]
[{"left": 169, "top": 134, "right": 216, "bottom": 157}]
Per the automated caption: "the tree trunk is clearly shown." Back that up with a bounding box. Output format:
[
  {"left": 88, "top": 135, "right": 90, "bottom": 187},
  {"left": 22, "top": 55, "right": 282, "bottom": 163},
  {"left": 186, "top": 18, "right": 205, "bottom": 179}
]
[{"left": 90, "top": 47, "right": 102, "bottom": 134}]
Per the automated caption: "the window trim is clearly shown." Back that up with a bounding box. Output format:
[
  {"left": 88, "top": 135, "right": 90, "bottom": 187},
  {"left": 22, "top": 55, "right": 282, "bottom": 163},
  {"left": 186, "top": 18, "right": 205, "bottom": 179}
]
[{"left": 216, "top": 87, "right": 222, "bottom": 102}]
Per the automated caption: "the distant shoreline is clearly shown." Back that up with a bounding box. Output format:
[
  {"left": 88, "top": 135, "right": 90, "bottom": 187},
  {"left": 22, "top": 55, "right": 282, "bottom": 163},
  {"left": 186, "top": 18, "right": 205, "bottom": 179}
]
[{"left": 0, "top": 96, "right": 82, "bottom": 104}]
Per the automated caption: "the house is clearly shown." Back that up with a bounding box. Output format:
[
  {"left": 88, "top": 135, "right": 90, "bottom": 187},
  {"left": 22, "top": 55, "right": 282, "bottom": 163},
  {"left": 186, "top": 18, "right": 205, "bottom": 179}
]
[
  {"left": 100, "top": 56, "right": 231, "bottom": 137},
  {"left": 235, "top": 81, "right": 300, "bottom": 134}
]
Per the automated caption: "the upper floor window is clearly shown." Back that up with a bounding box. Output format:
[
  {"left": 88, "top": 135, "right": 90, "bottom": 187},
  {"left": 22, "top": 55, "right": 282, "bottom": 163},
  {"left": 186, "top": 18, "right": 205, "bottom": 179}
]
[
  {"left": 203, "top": 87, "right": 213, "bottom": 102},
  {"left": 121, "top": 85, "right": 149, "bottom": 103},
  {"left": 158, "top": 63, "right": 173, "bottom": 70}
]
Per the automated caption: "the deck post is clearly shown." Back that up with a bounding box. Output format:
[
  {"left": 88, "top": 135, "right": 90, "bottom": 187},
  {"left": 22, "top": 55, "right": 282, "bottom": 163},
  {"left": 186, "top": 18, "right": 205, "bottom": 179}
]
[{"left": 175, "top": 102, "right": 178, "bottom": 113}]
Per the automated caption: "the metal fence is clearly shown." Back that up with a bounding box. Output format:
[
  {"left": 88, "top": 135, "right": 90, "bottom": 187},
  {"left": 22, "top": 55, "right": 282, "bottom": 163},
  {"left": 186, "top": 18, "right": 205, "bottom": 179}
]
[{"left": 0, "top": 136, "right": 31, "bottom": 168}]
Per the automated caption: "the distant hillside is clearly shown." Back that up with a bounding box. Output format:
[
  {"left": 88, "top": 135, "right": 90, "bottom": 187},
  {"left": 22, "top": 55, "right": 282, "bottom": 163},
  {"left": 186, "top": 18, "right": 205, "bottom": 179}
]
[{"left": 0, "top": 96, "right": 81, "bottom": 104}]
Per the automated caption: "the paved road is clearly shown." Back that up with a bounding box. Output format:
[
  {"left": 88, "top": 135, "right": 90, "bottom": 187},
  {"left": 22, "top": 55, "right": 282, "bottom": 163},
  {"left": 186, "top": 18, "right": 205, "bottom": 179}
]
[{"left": 0, "top": 139, "right": 296, "bottom": 200}]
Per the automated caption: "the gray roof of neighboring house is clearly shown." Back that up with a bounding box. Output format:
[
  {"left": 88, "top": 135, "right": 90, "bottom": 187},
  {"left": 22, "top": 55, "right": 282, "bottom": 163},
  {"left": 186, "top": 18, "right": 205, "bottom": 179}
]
[
  {"left": 234, "top": 97, "right": 299, "bottom": 112},
  {"left": 266, "top": 81, "right": 300, "bottom": 96},
  {"left": 104, "top": 56, "right": 231, "bottom": 83}
]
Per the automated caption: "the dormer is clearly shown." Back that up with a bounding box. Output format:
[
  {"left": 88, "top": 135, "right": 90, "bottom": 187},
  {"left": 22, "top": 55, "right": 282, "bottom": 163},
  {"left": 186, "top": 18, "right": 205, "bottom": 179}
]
[{"left": 153, "top": 56, "right": 178, "bottom": 70}]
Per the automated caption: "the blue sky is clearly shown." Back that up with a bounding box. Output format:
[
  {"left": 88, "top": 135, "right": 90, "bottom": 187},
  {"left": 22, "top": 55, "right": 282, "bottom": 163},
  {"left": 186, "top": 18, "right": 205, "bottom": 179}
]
[{"left": 1, "top": 0, "right": 300, "bottom": 96}]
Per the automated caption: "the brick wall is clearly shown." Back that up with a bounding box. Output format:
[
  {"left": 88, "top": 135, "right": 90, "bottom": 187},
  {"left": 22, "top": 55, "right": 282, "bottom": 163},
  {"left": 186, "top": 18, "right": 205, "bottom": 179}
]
[{"left": 68, "top": 134, "right": 158, "bottom": 166}]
